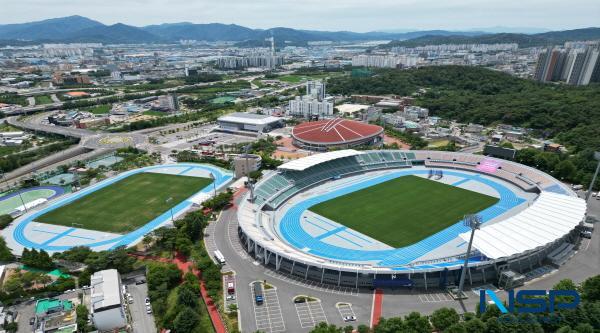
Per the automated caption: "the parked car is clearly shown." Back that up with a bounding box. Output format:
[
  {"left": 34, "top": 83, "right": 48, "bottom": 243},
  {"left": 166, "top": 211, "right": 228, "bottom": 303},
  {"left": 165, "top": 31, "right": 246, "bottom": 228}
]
[
  {"left": 226, "top": 295, "right": 236, "bottom": 301},
  {"left": 581, "top": 231, "right": 593, "bottom": 239},
  {"left": 29, "top": 317, "right": 35, "bottom": 325},
  {"left": 135, "top": 279, "right": 146, "bottom": 285},
  {"left": 145, "top": 297, "right": 151, "bottom": 305},
  {"left": 343, "top": 316, "right": 357, "bottom": 322},
  {"left": 146, "top": 306, "right": 152, "bottom": 314}
]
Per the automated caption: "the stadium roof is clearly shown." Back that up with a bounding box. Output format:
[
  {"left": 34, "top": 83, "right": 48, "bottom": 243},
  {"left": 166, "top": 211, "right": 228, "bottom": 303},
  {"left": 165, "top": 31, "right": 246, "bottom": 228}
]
[
  {"left": 278, "top": 149, "right": 363, "bottom": 171},
  {"left": 292, "top": 118, "right": 383, "bottom": 145},
  {"left": 460, "top": 191, "right": 586, "bottom": 259},
  {"left": 218, "top": 112, "right": 281, "bottom": 126}
]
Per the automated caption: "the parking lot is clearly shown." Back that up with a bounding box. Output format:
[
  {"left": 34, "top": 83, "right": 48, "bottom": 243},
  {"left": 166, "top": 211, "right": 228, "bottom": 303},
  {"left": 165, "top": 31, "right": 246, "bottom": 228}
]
[
  {"left": 263, "top": 270, "right": 360, "bottom": 296},
  {"left": 336, "top": 303, "right": 357, "bottom": 322},
  {"left": 294, "top": 299, "right": 328, "bottom": 328},
  {"left": 417, "top": 291, "right": 454, "bottom": 303},
  {"left": 223, "top": 274, "right": 238, "bottom": 311},
  {"left": 126, "top": 282, "right": 156, "bottom": 333},
  {"left": 251, "top": 285, "right": 286, "bottom": 332}
]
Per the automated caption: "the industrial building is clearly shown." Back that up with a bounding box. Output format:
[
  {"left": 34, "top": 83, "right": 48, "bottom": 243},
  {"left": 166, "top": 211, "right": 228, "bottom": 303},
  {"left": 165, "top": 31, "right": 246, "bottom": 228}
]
[{"left": 233, "top": 154, "right": 262, "bottom": 178}]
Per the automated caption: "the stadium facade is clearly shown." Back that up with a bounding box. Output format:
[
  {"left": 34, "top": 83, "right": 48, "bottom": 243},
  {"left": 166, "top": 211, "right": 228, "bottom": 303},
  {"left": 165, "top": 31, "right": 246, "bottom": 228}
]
[{"left": 237, "top": 150, "right": 587, "bottom": 289}]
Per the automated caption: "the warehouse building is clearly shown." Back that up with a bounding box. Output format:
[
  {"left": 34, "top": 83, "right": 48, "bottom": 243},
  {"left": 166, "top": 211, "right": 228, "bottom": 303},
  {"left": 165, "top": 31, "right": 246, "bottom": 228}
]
[{"left": 217, "top": 112, "right": 283, "bottom": 134}]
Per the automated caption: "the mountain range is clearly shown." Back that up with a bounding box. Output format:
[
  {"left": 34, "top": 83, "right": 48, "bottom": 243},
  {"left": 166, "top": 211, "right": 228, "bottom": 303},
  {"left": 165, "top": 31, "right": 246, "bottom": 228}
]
[
  {"left": 0, "top": 16, "right": 598, "bottom": 47},
  {"left": 383, "top": 28, "right": 600, "bottom": 48}
]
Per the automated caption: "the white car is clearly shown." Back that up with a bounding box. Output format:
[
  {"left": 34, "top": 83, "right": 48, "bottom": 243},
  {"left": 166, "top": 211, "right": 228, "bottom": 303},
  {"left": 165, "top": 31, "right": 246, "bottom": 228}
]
[
  {"left": 146, "top": 306, "right": 152, "bottom": 314},
  {"left": 145, "top": 298, "right": 151, "bottom": 306},
  {"left": 226, "top": 295, "right": 236, "bottom": 301},
  {"left": 343, "top": 316, "right": 356, "bottom": 322}
]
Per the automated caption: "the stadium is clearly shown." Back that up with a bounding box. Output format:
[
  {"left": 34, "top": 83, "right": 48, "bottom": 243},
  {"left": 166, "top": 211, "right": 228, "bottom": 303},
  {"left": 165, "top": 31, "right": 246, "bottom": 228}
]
[
  {"left": 2, "top": 163, "right": 232, "bottom": 254},
  {"left": 237, "top": 150, "right": 587, "bottom": 289},
  {"left": 291, "top": 119, "right": 384, "bottom": 151}
]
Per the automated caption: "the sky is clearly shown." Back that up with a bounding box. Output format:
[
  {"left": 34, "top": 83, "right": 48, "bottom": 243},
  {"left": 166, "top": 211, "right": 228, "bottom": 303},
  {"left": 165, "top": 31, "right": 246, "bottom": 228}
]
[{"left": 2, "top": 0, "right": 599, "bottom": 32}]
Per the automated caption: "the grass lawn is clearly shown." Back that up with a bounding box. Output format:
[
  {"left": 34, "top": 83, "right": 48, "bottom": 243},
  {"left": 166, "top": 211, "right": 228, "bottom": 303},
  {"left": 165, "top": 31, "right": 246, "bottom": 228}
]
[
  {"left": 34, "top": 95, "right": 53, "bottom": 105},
  {"left": 37, "top": 173, "right": 213, "bottom": 234},
  {"left": 87, "top": 104, "right": 111, "bottom": 114},
  {"left": 309, "top": 175, "right": 498, "bottom": 248}
]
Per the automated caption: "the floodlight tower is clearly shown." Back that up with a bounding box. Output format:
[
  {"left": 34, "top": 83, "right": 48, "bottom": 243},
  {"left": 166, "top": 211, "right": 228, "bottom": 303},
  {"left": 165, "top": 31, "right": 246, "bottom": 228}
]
[
  {"left": 457, "top": 214, "right": 482, "bottom": 298},
  {"left": 244, "top": 144, "right": 255, "bottom": 203},
  {"left": 585, "top": 151, "right": 600, "bottom": 201}
]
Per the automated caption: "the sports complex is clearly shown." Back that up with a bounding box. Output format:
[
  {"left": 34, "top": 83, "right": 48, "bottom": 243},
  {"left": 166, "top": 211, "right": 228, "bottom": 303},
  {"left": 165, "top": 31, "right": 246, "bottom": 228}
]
[
  {"left": 237, "top": 150, "right": 587, "bottom": 289},
  {"left": 2, "top": 163, "right": 232, "bottom": 254}
]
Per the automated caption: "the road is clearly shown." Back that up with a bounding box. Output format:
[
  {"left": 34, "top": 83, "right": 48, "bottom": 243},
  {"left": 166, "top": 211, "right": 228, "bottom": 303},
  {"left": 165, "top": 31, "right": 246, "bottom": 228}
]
[
  {"left": 210, "top": 191, "right": 374, "bottom": 332},
  {"left": 127, "top": 282, "right": 157, "bottom": 333}
]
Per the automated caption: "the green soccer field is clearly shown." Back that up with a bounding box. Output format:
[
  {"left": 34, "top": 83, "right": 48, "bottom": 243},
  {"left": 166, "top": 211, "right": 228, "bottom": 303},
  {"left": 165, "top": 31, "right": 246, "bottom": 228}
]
[
  {"left": 36, "top": 173, "right": 213, "bottom": 234},
  {"left": 309, "top": 175, "right": 498, "bottom": 248}
]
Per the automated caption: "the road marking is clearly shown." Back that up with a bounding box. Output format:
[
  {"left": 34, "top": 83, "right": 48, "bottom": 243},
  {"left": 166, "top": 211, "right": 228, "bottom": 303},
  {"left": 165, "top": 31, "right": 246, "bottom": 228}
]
[
  {"left": 263, "top": 269, "right": 359, "bottom": 296},
  {"left": 251, "top": 286, "right": 286, "bottom": 332},
  {"left": 295, "top": 300, "right": 328, "bottom": 328},
  {"left": 337, "top": 303, "right": 356, "bottom": 322},
  {"left": 418, "top": 291, "right": 453, "bottom": 303}
]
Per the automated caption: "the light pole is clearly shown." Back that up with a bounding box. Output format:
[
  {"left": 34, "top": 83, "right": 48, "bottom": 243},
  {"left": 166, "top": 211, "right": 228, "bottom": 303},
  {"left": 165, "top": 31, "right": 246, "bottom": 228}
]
[
  {"left": 165, "top": 197, "right": 174, "bottom": 222},
  {"left": 209, "top": 173, "right": 216, "bottom": 197},
  {"left": 1, "top": 171, "right": 27, "bottom": 213},
  {"left": 585, "top": 151, "right": 600, "bottom": 202},
  {"left": 457, "top": 214, "right": 482, "bottom": 298}
]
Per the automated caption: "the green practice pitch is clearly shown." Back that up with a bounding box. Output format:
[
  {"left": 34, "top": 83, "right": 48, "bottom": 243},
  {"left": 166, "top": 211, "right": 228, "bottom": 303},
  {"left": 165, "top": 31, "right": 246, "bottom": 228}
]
[
  {"left": 309, "top": 175, "right": 498, "bottom": 248},
  {"left": 37, "top": 173, "right": 213, "bottom": 233}
]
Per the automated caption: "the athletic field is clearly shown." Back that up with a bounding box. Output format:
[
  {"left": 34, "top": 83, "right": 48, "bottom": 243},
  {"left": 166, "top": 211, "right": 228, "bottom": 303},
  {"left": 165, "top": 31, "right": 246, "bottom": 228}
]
[
  {"left": 309, "top": 175, "right": 498, "bottom": 248},
  {"left": 36, "top": 173, "right": 212, "bottom": 233}
]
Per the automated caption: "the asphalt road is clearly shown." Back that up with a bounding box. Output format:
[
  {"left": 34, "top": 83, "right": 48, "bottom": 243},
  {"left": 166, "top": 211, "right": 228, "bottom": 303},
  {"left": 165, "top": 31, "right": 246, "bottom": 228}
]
[
  {"left": 127, "top": 282, "right": 157, "bottom": 333},
  {"left": 211, "top": 192, "right": 374, "bottom": 333}
]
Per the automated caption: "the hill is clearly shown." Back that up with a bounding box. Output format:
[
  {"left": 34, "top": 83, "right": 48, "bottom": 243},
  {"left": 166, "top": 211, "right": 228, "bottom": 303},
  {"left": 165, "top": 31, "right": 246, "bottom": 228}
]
[
  {"left": 0, "top": 15, "right": 103, "bottom": 40},
  {"left": 384, "top": 28, "right": 600, "bottom": 48}
]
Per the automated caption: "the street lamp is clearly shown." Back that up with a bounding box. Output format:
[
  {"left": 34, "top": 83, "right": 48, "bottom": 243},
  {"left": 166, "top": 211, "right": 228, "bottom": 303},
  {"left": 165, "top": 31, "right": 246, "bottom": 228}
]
[
  {"left": 457, "top": 214, "right": 482, "bottom": 298},
  {"left": 1, "top": 171, "right": 27, "bottom": 213},
  {"left": 585, "top": 152, "right": 600, "bottom": 202},
  {"left": 209, "top": 172, "right": 216, "bottom": 197},
  {"left": 165, "top": 197, "right": 174, "bottom": 222}
]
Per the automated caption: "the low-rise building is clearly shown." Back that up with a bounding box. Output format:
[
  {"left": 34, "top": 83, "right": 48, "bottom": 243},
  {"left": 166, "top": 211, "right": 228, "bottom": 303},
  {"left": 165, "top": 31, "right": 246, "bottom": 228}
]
[
  {"left": 90, "top": 269, "right": 127, "bottom": 332},
  {"left": 34, "top": 298, "right": 77, "bottom": 333},
  {"left": 217, "top": 112, "right": 283, "bottom": 134},
  {"left": 233, "top": 154, "right": 262, "bottom": 178}
]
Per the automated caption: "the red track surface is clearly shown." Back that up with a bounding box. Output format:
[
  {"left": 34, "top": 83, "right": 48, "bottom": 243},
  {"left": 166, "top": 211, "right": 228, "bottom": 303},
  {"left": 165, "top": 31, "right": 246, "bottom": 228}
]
[
  {"left": 132, "top": 253, "right": 227, "bottom": 333},
  {"left": 292, "top": 119, "right": 383, "bottom": 144},
  {"left": 371, "top": 288, "right": 384, "bottom": 328}
]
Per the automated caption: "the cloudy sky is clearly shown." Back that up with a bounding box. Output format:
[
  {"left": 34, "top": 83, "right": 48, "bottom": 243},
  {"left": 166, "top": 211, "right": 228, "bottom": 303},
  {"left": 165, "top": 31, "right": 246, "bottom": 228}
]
[{"left": 2, "top": 0, "right": 599, "bottom": 32}]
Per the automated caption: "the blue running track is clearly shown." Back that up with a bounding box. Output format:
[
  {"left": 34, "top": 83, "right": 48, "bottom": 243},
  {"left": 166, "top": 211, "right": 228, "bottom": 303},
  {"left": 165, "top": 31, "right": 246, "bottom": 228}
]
[
  {"left": 278, "top": 170, "right": 525, "bottom": 268},
  {"left": 12, "top": 164, "right": 232, "bottom": 252}
]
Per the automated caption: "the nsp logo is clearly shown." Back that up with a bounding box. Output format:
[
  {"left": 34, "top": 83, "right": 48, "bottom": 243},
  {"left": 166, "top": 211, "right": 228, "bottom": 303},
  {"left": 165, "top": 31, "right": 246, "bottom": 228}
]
[{"left": 480, "top": 289, "right": 580, "bottom": 314}]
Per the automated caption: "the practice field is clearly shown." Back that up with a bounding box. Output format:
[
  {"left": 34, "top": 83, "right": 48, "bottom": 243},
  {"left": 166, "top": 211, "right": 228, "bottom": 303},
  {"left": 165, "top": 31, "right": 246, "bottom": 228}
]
[
  {"left": 0, "top": 188, "right": 61, "bottom": 215},
  {"left": 309, "top": 175, "right": 498, "bottom": 248},
  {"left": 36, "top": 173, "right": 212, "bottom": 233}
]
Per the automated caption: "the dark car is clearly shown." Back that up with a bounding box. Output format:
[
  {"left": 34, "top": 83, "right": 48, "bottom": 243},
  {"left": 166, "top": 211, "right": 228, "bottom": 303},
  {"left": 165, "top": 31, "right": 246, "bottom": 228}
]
[
  {"left": 135, "top": 279, "right": 146, "bottom": 285},
  {"left": 29, "top": 317, "right": 35, "bottom": 325}
]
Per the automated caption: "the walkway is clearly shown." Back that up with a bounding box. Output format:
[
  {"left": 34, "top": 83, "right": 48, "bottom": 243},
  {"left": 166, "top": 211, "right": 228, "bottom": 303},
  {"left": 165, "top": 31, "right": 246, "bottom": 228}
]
[{"left": 132, "top": 253, "right": 228, "bottom": 333}]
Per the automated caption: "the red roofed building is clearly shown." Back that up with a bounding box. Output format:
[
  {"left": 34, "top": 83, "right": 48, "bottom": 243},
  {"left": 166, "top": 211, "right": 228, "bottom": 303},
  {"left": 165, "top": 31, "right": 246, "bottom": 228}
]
[{"left": 292, "top": 118, "right": 383, "bottom": 151}]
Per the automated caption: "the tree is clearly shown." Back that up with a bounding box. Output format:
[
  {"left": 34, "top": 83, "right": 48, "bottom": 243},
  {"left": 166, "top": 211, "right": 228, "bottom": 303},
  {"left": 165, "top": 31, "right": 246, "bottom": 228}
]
[
  {"left": 76, "top": 304, "right": 90, "bottom": 332},
  {"left": 0, "top": 237, "right": 14, "bottom": 262},
  {"left": 464, "top": 318, "right": 486, "bottom": 333},
  {"left": 0, "top": 215, "right": 13, "bottom": 229},
  {"left": 173, "top": 307, "right": 200, "bottom": 333},
  {"left": 343, "top": 326, "right": 354, "bottom": 333},
  {"left": 357, "top": 324, "right": 370, "bottom": 333},
  {"left": 581, "top": 275, "right": 600, "bottom": 302},
  {"left": 445, "top": 323, "right": 467, "bottom": 333},
  {"left": 374, "top": 317, "right": 405, "bottom": 333},
  {"left": 177, "top": 285, "right": 199, "bottom": 309},
  {"left": 404, "top": 311, "right": 431, "bottom": 333},
  {"left": 308, "top": 322, "right": 342, "bottom": 333},
  {"left": 430, "top": 308, "right": 460, "bottom": 331}
]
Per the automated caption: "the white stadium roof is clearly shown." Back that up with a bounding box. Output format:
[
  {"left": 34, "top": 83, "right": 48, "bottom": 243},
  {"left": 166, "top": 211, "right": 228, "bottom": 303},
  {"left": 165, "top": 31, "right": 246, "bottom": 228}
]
[
  {"left": 217, "top": 112, "right": 281, "bottom": 126},
  {"left": 460, "top": 191, "right": 586, "bottom": 259},
  {"left": 278, "top": 149, "right": 364, "bottom": 171}
]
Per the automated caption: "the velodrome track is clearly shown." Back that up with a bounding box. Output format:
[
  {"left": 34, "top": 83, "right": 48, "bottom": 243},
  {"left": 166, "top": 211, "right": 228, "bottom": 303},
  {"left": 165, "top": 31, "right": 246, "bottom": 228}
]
[
  {"left": 2, "top": 163, "right": 232, "bottom": 254},
  {"left": 278, "top": 169, "right": 526, "bottom": 269}
]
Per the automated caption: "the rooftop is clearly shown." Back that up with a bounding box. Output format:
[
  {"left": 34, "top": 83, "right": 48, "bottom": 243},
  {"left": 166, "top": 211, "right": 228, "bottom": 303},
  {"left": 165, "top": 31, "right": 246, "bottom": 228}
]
[
  {"left": 218, "top": 112, "right": 281, "bottom": 126},
  {"left": 90, "top": 269, "right": 122, "bottom": 312}
]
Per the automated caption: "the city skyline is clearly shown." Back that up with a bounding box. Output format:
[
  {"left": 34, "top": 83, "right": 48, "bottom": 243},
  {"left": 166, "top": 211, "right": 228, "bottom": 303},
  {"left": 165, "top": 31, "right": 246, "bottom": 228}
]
[{"left": 1, "top": 0, "right": 599, "bottom": 32}]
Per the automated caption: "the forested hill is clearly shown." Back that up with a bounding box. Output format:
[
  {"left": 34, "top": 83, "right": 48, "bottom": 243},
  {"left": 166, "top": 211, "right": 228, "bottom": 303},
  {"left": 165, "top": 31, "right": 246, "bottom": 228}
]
[
  {"left": 383, "top": 27, "right": 600, "bottom": 48},
  {"left": 328, "top": 66, "right": 600, "bottom": 153}
]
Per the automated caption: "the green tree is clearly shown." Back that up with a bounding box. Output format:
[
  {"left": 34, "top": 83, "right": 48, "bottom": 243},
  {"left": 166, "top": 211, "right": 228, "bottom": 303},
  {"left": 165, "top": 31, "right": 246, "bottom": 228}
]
[
  {"left": 580, "top": 275, "right": 600, "bottom": 302},
  {"left": 173, "top": 307, "right": 200, "bottom": 333},
  {"left": 404, "top": 311, "right": 431, "bottom": 333},
  {"left": 430, "top": 308, "right": 460, "bottom": 331}
]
